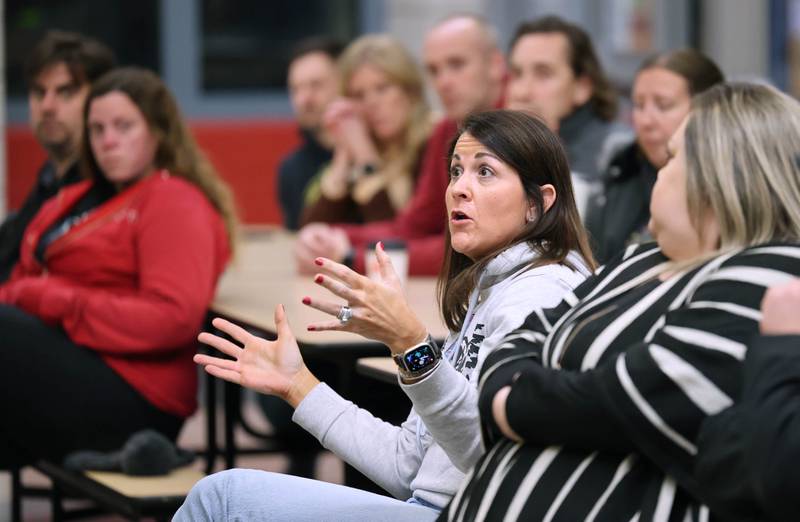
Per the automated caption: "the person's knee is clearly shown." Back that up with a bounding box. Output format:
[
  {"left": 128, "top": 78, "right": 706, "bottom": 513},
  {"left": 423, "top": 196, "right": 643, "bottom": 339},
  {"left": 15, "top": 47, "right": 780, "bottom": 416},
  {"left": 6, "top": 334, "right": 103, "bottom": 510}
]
[
  {"left": 192, "top": 470, "right": 230, "bottom": 498},
  {"left": 180, "top": 469, "right": 286, "bottom": 521},
  {"left": 176, "top": 469, "right": 241, "bottom": 521}
]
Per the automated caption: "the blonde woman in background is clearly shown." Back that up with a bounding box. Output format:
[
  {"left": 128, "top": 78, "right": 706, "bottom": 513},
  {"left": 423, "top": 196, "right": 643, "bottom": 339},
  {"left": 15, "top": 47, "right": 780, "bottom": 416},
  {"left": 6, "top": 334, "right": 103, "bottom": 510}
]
[{"left": 300, "top": 34, "right": 432, "bottom": 225}]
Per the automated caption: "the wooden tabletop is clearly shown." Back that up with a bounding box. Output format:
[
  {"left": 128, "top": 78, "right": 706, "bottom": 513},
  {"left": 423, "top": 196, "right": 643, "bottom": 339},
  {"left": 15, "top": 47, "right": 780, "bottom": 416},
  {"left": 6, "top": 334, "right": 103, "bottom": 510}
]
[
  {"left": 211, "top": 228, "right": 448, "bottom": 349},
  {"left": 356, "top": 357, "right": 399, "bottom": 385},
  {"left": 85, "top": 467, "right": 206, "bottom": 498}
]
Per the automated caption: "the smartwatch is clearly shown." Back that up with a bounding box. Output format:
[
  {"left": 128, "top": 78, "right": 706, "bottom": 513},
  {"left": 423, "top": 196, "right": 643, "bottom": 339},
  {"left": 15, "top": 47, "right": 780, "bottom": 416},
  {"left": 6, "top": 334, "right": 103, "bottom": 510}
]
[
  {"left": 392, "top": 335, "right": 442, "bottom": 381},
  {"left": 348, "top": 162, "right": 380, "bottom": 185}
]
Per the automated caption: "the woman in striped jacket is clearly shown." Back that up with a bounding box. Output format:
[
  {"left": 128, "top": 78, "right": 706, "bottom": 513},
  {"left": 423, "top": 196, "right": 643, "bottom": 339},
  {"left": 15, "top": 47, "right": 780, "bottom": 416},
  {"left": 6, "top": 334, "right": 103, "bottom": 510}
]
[{"left": 442, "top": 82, "right": 800, "bottom": 521}]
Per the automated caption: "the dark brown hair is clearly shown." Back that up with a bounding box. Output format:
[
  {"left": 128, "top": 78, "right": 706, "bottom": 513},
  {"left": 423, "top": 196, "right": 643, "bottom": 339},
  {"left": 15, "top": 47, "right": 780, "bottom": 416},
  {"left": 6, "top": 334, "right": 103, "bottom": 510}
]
[
  {"left": 510, "top": 16, "right": 618, "bottom": 121},
  {"left": 80, "top": 67, "right": 238, "bottom": 251},
  {"left": 639, "top": 49, "right": 724, "bottom": 96},
  {"left": 288, "top": 36, "right": 345, "bottom": 66},
  {"left": 437, "top": 110, "right": 596, "bottom": 331},
  {"left": 25, "top": 30, "right": 115, "bottom": 87}
]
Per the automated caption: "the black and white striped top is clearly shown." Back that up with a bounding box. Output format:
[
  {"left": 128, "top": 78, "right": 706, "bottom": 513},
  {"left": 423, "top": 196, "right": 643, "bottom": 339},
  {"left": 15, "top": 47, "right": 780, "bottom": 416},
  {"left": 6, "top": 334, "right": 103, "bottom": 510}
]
[{"left": 440, "top": 242, "right": 800, "bottom": 522}]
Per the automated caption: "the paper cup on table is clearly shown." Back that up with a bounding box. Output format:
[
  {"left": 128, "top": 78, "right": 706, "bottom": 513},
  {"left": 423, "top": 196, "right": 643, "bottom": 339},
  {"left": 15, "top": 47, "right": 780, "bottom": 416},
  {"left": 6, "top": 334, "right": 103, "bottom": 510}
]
[{"left": 366, "top": 240, "right": 408, "bottom": 287}]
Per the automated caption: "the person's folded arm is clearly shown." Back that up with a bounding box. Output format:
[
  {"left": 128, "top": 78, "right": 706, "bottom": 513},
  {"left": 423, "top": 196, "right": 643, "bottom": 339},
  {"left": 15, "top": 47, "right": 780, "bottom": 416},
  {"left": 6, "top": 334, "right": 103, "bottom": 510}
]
[
  {"left": 475, "top": 291, "right": 586, "bottom": 445},
  {"left": 499, "top": 363, "right": 635, "bottom": 453},
  {"left": 407, "top": 272, "right": 582, "bottom": 471},
  {"left": 692, "top": 336, "right": 800, "bottom": 521},
  {"left": 739, "top": 335, "right": 800, "bottom": 520}
]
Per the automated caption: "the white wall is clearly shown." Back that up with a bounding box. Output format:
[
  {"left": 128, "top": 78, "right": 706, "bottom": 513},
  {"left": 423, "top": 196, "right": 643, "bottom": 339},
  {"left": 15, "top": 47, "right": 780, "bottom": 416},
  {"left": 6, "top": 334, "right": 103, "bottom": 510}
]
[{"left": 702, "top": 0, "right": 770, "bottom": 81}]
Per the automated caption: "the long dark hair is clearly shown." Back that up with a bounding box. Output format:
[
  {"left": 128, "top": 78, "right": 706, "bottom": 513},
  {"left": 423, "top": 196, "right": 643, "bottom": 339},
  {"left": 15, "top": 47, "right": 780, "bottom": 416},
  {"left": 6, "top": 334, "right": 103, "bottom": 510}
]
[{"left": 437, "top": 110, "right": 596, "bottom": 332}]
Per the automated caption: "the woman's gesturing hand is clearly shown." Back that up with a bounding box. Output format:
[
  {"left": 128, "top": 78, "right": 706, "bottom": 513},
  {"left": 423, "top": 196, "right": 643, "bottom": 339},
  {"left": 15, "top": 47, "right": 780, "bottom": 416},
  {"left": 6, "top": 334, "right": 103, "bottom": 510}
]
[
  {"left": 194, "top": 305, "right": 320, "bottom": 408},
  {"left": 303, "top": 242, "right": 427, "bottom": 354}
]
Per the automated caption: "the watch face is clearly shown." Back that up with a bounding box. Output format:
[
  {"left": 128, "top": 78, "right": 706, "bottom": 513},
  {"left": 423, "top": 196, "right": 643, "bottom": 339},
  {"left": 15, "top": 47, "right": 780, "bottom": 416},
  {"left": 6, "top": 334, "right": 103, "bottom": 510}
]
[{"left": 403, "top": 345, "right": 437, "bottom": 372}]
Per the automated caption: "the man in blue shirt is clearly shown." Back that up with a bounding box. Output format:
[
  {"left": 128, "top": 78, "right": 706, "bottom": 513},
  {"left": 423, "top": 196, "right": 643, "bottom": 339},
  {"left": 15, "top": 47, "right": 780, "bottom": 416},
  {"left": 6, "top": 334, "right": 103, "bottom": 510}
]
[{"left": 277, "top": 37, "right": 343, "bottom": 230}]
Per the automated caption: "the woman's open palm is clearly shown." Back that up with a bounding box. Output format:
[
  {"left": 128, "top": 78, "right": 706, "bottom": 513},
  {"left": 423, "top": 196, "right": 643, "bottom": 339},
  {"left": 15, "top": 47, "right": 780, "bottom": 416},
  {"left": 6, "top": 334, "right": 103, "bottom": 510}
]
[{"left": 194, "top": 304, "right": 305, "bottom": 400}]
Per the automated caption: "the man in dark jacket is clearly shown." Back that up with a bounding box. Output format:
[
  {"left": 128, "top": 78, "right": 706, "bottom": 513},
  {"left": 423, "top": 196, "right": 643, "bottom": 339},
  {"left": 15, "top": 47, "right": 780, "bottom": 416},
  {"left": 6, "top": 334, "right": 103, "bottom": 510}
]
[
  {"left": 504, "top": 16, "right": 631, "bottom": 218},
  {"left": 0, "top": 31, "right": 114, "bottom": 281},
  {"left": 696, "top": 279, "right": 800, "bottom": 521},
  {"left": 277, "top": 37, "right": 343, "bottom": 230}
]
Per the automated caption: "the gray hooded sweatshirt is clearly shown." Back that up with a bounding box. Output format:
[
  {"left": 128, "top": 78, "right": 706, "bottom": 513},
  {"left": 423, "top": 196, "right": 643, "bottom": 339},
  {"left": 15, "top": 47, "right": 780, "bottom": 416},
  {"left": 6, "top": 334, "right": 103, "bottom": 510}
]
[{"left": 292, "top": 243, "right": 591, "bottom": 508}]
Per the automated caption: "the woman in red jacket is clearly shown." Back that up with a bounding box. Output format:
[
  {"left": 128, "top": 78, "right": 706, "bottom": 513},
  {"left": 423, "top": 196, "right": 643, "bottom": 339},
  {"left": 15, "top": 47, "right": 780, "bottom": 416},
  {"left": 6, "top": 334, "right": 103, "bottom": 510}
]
[{"left": 0, "top": 67, "right": 236, "bottom": 468}]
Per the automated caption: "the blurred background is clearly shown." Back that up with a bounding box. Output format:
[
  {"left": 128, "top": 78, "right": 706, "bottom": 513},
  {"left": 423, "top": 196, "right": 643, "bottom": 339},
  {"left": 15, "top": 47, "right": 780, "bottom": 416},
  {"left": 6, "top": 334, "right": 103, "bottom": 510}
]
[{"left": 2, "top": 0, "right": 795, "bottom": 224}]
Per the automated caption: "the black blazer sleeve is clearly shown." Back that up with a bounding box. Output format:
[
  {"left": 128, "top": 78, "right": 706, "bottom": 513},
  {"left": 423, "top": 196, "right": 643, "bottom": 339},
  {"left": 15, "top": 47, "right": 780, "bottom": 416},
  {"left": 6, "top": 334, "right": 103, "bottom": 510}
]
[{"left": 696, "top": 335, "right": 800, "bottom": 522}]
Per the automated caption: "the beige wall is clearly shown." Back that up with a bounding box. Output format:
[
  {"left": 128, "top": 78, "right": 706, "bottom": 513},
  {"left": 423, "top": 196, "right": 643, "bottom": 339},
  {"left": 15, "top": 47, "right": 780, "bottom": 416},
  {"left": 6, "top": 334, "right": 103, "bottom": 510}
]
[{"left": 702, "top": 0, "right": 769, "bottom": 81}]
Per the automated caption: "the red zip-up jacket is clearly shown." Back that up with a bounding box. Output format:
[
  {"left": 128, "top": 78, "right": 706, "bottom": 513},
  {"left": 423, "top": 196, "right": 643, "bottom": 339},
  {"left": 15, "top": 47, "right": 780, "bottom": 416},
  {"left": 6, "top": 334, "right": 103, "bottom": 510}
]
[{"left": 0, "top": 171, "right": 230, "bottom": 417}]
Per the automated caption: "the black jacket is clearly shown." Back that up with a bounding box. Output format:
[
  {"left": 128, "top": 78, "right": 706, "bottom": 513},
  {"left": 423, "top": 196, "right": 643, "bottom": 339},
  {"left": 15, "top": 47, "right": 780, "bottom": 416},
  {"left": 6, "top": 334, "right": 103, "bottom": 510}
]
[
  {"left": 584, "top": 142, "right": 657, "bottom": 264},
  {"left": 0, "top": 160, "right": 81, "bottom": 282},
  {"left": 276, "top": 129, "right": 332, "bottom": 231},
  {"left": 695, "top": 335, "right": 800, "bottom": 522}
]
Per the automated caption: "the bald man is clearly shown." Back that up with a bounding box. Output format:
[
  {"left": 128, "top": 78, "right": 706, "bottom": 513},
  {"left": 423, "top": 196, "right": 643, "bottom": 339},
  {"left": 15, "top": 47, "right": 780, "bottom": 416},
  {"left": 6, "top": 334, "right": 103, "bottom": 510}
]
[{"left": 294, "top": 15, "right": 505, "bottom": 276}]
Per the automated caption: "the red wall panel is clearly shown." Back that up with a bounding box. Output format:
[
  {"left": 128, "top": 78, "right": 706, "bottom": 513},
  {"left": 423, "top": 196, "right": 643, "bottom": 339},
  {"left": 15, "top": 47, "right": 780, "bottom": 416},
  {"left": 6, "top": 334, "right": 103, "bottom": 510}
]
[
  {"left": 5, "top": 119, "right": 300, "bottom": 225},
  {"left": 6, "top": 125, "right": 47, "bottom": 211}
]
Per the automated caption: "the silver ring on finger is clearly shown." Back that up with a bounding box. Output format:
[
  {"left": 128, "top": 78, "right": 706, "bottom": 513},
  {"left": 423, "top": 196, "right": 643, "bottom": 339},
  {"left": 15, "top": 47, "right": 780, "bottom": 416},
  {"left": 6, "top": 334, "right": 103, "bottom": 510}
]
[{"left": 337, "top": 305, "right": 353, "bottom": 325}]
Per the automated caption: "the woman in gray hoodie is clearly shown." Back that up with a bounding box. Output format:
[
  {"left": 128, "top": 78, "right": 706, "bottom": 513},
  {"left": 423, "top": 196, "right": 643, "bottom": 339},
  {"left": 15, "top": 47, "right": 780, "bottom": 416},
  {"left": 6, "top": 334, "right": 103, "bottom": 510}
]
[{"left": 177, "top": 110, "right": 596, "bottom": 521}]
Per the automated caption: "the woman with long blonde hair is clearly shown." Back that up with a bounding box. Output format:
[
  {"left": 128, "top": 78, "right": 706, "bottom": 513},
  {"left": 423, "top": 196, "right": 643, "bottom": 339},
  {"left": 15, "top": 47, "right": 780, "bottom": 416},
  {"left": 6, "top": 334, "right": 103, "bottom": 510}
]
[{"left": 300, "top": 34, "right": 432, "bottom": 225}]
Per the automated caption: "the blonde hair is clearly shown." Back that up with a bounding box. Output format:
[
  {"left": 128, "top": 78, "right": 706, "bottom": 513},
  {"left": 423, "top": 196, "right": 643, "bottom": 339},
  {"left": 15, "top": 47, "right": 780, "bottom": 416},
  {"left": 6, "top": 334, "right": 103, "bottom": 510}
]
[
  {"left": 337, "top": 34, "right": 431, "bottom": 178},
  {"left": 82, "top": 67, "right": 239, "bottom": 252},
  {"left": 685, "top": 82, "right": 800, "bottom": 255}
]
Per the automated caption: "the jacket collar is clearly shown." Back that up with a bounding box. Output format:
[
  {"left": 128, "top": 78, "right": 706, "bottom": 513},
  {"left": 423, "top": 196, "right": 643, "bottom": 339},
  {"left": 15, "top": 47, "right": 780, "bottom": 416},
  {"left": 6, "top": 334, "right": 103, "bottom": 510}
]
[
  {"left": 480, "top": 242, "right": 592, "bottom": 291},
  {"left": 38, "top": 160, "right": 82, "bottom": 192},
  {"left": 479, "top": 242, "right": 539, "bottom": 290},
  {"left": 558, "top": 103, "right": 597, "bottom": 144}
]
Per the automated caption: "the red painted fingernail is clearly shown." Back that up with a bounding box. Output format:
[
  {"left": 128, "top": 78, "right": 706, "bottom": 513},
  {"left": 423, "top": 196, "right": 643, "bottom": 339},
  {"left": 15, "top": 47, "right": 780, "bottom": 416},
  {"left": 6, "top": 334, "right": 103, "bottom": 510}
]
[
  {"left": 377, "top": 241, "right": 384, "bottom": 251},
  {"left": 307, "top": 326, "right": 316, "bottom": 331},
  {"left": 315, "top": 275, "right": 323, "bottom": 283},
  {"left": 314, "top": 258, "right": 323, "bottom": 266},
  {"left": 302, "top": 297, "right": 311, "bottom": 305}
]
